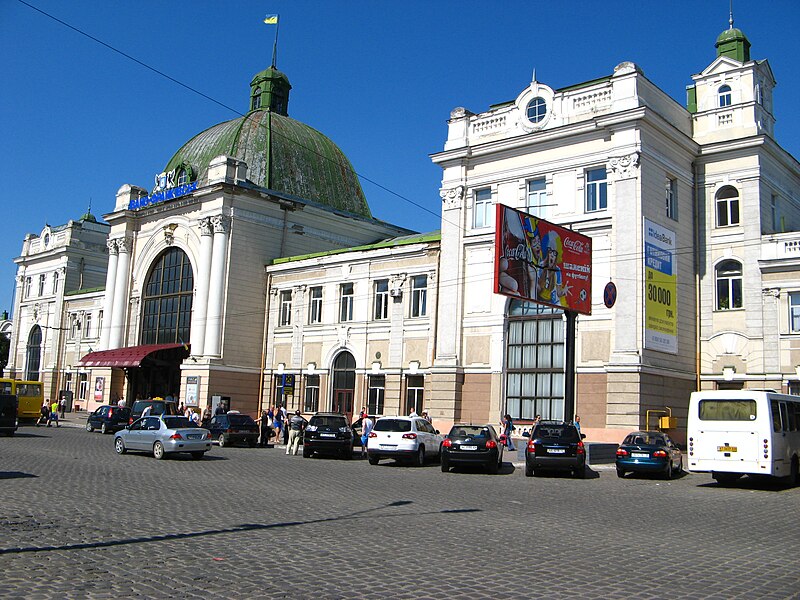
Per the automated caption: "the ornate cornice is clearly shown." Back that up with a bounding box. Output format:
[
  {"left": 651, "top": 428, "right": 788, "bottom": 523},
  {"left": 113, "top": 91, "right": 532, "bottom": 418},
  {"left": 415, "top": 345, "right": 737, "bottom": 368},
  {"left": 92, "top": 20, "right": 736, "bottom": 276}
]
[{"left": 440, "top": 186, "right": 464, "bottom": 210}]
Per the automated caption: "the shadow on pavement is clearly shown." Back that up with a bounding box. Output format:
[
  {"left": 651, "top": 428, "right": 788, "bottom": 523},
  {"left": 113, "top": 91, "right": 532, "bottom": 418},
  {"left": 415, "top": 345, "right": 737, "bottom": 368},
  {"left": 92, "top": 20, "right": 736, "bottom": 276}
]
[
  {"left": 0, "top": 499, "right": 481, "bottom": 555},
  {"left": 697, "top": 475, "right": 796, "bottom": 493},
  {"left": 0, "top": 471, "right": 38, "bottom": 479}
]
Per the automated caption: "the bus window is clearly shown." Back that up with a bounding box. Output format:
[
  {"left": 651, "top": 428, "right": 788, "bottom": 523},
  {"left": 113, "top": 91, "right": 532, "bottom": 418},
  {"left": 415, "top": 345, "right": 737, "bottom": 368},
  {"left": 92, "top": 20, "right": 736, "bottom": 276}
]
[
  {"left": 789, "top": 403, "right": 798, "bottom": 432},
  {"left": 771, "top": 400, "right": 782, "bottom": 432},
  {"left": 698, "top": 399, "right": 756, "bottom": 421},
  {"left": 0, "top": 380, "right": 12, "bottom": 395},
  {"left": 779, "top": 403, "right": 789, "bottom": 433}
]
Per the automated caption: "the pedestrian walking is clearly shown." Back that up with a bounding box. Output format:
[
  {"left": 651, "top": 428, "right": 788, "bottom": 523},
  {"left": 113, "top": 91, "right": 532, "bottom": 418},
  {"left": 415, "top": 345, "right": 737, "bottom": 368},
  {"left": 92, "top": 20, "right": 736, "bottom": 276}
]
[
  {"left": 273, "top": 406, "right": 284, "bottom": 445},
  {"left": 59, "top": 397, "right": 66, "bottom": 419},
  {"left": 286, "top": 410, "right": 306, "bottom": 455},
  {"left": 361, "top": 414, "right": 374, "bottom": 457},
  {"left": 201, "top": 405, "right": 212, "bottom": 429},
  {"left": 502, "top": 413, "right": 515, "bottom": 451},
  {"left": 49, "top": 399, "right": 60, "bottom": 427},
  {"left": 257, "top": 409, "right": 271, "bottom": 446},
  {"left": 38, "top": 402, "right": 49, "bottom": 426}
]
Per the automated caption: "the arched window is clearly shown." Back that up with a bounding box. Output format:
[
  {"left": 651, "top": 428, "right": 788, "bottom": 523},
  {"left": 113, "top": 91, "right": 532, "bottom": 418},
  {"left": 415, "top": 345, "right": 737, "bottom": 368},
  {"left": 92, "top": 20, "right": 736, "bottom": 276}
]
[
  {"left": 505, "top": 300, "right": 564, "bottom": 421},
  {"left": 332, "top": 351, "right": 356, "bottom": 415},
  {"left": 715, "top": 186, "right": 740, "bottom": 227},
  {"left": 26, "top": 325, "right": 42, "bottom": 381},
  {"left": 718, "top": 84, "right": 732, "bottom": 107},
  {"left": 716, "top": 260, "right": 743, "bottom": 310},
  {"left": 140, "top": 248, "right": 194, "bottom": 345}
]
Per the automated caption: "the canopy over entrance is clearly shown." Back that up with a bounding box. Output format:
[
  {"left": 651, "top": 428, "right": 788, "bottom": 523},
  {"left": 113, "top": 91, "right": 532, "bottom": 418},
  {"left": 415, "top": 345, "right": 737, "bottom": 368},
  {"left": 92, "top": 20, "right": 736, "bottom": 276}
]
[{"left": 78, "top": 343, "right": 190, "bottom": 368}]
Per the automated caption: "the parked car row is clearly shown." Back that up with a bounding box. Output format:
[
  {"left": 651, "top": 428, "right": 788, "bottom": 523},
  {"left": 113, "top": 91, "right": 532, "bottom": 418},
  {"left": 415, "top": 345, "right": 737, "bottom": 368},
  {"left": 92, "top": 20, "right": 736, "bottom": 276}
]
[{"left": 100, "top": 407, "right": 684, "bottom": 481}]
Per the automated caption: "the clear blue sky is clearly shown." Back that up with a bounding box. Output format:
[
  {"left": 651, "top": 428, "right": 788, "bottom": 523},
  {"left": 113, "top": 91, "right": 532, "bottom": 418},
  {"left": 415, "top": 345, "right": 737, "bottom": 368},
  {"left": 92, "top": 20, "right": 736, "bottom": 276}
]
[{"left": 2, "top": 1, "right": 799, "bottom": 314}]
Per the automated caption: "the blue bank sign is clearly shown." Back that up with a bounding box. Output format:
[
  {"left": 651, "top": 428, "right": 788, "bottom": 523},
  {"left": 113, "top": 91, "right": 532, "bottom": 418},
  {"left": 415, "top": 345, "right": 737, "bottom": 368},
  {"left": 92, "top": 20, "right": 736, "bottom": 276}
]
[{"left": 129, "top": 181, "right": 198, "bottom": 210}]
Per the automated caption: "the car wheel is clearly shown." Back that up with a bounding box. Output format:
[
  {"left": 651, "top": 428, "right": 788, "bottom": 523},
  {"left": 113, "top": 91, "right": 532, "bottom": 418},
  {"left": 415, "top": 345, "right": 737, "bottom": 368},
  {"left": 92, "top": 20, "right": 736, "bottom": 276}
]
[
  {"left": 664, "top": 461, "right": 673, "bottom": 480},
  {"left": 525, "top": 462, "right": 534, "bottom": 477},
  {"left": 85, "top": 421, "right": 94, "bottom": 432},
  {"left": 191, "top": 452, "right": 205, "bottom": 460},
  {"left": 789, "top": 456, "right": 799, "bottom": 487},
  {"left": 368, "top": 454, "right": 380, "bottom": 465},
  {"left": 441, "top": 458, "right": 449, "bottom": 473},
  {"left": 616, "top": 467, "right": 626, "bottom": 478},
  {"left": 248, "top": 438, "right": 257, "bottom": 448},
  {"left": 487, "top": 459, "right": 500, "bottom": 475},
  {"left": 712, "top": 472, "right": 741, "bottom": 485},
  {"left": 302, "top": 447, "right": 312, "bottom": 458},
  {"left": 101, "top": 423, "right": 108, "bottom": 435},
  {"left": 218, "top": 434, "right": 226, "bottom": 447},
  {"left": 114, "top": 437, "right": 126, "bottom": 455},
  {"left": 574, "top": 466, "right": 586, "bottom": 479},
  {"left": 414, "top": 446, "right": 425, "bottom": 467},
  {"left": 153, "top": 441, "right": 166, "bottom": 460}
]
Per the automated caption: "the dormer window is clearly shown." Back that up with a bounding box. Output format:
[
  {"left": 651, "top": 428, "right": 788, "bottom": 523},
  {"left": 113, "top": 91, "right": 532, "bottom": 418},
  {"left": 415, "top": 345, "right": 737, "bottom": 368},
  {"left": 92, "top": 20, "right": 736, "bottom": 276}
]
[
  {"left": 176, "top": 169, "right": 188, "bottom": 186},
  {"left": 526, "top": 97, "right": 547, "bottom": 123},
  {"left": 718, "top": 84, "right": 732, "bottom": 107}
]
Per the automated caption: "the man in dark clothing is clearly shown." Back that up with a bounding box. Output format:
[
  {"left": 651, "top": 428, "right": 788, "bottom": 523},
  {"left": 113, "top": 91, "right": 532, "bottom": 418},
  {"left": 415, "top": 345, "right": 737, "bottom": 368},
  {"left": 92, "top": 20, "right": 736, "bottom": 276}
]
[{"left": 285, "top": 410, "right": 307, "bottom": 455}]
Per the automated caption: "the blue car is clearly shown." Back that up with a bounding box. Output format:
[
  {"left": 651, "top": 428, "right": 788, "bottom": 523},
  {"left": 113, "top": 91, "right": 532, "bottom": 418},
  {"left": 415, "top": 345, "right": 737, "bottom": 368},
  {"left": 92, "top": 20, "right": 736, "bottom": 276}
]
[{"left": 615, "top": 431, "right": 682, "bottom": 479}]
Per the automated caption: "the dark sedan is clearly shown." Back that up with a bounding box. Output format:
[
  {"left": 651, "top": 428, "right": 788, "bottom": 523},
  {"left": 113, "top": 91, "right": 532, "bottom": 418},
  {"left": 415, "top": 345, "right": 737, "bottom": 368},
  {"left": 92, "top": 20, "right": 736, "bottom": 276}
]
[
  {"left": 86, "top": 405, "right": 131, "bottom": 434},
  {"left": 441, "top": 424, "right": 504, "bottom": 474},
  {"left": 525, "top": 421, "right": 586, "bottom": 478},
  {"left": 207, "top": 413, "right": 259, "bottom": 447},
  {"left": 615, "top": 431, "right": 682, "bottom": 479}
]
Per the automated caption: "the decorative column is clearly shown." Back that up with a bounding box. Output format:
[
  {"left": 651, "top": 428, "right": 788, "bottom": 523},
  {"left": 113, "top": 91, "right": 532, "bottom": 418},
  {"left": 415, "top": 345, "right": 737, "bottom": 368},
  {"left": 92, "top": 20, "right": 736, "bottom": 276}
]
[
  {"left": 99, "top": 239, "right": 119, "bottom": 350},
  {"left": 203, "top": 215, "right": 230, "bottom": 357},
  {"left": 109, "top": 237, "right": 131, "bottom": 349},
  {"left": 190, "top": 217, "right": 214, "bottom": 356}
]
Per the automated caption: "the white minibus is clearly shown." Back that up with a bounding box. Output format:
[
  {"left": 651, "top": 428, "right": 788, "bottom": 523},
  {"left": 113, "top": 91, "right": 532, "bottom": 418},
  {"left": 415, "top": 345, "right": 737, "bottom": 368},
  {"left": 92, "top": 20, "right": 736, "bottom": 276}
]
[{"left": 687, "top": 390, "right": 799, "bottom": 484}]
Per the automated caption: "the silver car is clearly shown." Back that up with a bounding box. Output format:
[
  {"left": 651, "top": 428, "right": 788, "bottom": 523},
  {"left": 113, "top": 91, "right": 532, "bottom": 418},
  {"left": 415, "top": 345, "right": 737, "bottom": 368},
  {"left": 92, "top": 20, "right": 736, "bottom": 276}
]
[{"left": 114, "top": 415, "right": 212, "bottom": 460}]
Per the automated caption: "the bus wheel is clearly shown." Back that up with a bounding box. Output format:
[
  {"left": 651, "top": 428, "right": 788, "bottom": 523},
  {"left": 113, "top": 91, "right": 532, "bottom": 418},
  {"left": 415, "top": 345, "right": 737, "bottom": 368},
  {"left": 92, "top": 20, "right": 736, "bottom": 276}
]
[{"left": 790, "top": 457, "right": 799, "bottom": 487}]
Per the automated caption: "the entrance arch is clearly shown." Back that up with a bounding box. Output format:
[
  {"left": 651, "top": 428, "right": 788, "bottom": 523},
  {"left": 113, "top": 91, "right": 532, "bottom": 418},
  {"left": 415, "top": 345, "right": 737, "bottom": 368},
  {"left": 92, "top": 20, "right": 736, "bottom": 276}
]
[
  {"left": 331, "top": 351, "right": 356, "bottom": 419},
  {"left": 26, "top": 325, "right": 42, "bottom": 381}
]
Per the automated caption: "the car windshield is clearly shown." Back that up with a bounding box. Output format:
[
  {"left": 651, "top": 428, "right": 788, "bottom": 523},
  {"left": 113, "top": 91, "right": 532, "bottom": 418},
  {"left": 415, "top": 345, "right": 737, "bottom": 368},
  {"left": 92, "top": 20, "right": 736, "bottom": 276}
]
[
  {"left": 373, "top": 418, "right": 412, "bottom": 433},
  {"left": 164, "top": 416, "right": 194, "bottom": 429},
  {"left": 449, "top": 425, "right": 491, "bottom": 438},
  {"left": 534, "top": 424, "right": 579, "bottom": 442},
  {"left": 228, "top": 414, "right": 255, "bottom": 426},
  {"left": 623, "top": 433, "right": 666, "bottom": 446},
  {"left": 310, "top": 416, "right": 347, "bottom": 428}
]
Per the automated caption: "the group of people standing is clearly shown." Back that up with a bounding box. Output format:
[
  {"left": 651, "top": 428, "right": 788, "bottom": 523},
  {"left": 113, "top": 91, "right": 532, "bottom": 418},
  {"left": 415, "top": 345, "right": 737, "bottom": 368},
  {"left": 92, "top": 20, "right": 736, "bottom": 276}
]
[{"left": 38, "top": 398, "right": 64, "bottom": 427}]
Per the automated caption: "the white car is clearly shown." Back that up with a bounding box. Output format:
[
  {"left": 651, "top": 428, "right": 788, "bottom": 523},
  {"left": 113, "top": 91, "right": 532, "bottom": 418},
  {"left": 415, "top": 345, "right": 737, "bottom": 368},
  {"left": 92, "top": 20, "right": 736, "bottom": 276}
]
[{"left": 366, "top": 416, "right": 444, "bottom": 466}]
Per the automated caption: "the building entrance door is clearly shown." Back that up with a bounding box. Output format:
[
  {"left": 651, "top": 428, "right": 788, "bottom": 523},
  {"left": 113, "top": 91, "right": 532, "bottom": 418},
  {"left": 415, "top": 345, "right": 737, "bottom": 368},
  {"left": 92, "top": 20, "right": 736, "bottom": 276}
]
[{"left": 332, "top": 351, "right": 356, "bottom": 421}]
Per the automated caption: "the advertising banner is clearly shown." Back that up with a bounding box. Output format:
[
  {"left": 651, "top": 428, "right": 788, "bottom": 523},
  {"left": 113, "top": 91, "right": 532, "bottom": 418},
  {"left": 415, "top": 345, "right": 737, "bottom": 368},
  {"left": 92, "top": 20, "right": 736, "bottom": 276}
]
[
  {"left": 186, "top": 376, "right": 199, "bottom": 406},
  {"left": 494, "top": 204, "right": 592, "bottom": 315},
  {"left": 644, "top": 219, "right": 677, "bottom": 353},
  {"left": 94, "top": 377, "right": 104, "bottom": 402}
]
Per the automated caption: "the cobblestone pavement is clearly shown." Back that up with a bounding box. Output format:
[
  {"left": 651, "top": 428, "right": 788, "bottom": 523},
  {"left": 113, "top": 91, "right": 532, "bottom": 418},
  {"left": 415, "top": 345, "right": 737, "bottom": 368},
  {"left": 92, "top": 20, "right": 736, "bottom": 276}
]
[{"left": 0, "top": 420, "right": 799, "bottom": 599}]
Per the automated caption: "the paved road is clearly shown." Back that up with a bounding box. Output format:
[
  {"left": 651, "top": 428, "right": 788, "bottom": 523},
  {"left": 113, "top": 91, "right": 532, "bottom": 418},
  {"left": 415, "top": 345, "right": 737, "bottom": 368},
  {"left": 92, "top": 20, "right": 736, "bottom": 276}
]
[{"left": 0, "top": 421, "right": 798, "bottom": 599}]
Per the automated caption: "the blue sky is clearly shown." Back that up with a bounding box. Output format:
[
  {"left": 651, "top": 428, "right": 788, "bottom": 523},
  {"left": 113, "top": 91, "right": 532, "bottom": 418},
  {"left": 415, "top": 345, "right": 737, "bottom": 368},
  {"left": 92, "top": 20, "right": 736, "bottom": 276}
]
[{"left": 2, "top": 1, "right": 799, "bottom": 314}]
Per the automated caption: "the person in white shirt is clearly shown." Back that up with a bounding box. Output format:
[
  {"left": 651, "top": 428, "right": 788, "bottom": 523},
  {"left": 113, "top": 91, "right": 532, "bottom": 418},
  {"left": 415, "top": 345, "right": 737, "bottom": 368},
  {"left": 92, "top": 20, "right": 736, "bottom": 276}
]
[{"left": 361, "top": 415, "right": 374, "bottom": 457}]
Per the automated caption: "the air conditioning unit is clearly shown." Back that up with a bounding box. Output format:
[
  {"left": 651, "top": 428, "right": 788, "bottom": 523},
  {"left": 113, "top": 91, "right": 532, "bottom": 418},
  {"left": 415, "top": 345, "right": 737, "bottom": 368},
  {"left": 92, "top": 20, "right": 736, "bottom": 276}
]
[{"left": 389, "top": 288, "right": 402, "bottom": 298}]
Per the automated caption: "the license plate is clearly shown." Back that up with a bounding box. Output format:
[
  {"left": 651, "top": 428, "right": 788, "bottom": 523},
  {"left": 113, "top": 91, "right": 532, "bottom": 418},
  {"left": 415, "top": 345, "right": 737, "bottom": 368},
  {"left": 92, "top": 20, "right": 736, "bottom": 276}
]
[
  {"left": 717, "top": 445, "right": 737, "bottom": 452},
  {"left": 320, "top": 433, "right": 336, "bottom": 438},
  {"left": 632, "top": 452, "right": 649, "bottom": 458},
  {"left": 548, "top": 448, "right": 565, "bottom": 454},
  {"left": 187, "top": 434, "right": 202, "bottom": 440},
  {"left": 460, "top": 445, "right": 478, "bottom": 451},
  {"left": 380, "top": 444, "right": 396, "bottom": 449}
]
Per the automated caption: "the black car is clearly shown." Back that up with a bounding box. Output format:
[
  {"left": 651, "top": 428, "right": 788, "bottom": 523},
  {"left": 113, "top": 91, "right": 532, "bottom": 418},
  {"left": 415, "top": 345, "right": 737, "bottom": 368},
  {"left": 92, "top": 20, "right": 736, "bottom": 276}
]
[
  {"left": 525, "top": 421, "right": 586, "bottom": 478},
  {"left": 207, "top": 413, "right": 259, "bottom": 447},
  {"left": 86, "top": 405, "right": 132, "bottom": 434},
  {"left": 351, "top": 415, "right": 378, "bottom": 447},
  {"left": 129, "top": 399, "right": 179, "bottom": 424},
  {"left": 441, "top": 424, "right": 504, "bottom": 474},
  {"left": 0, "top": 394, "right": 18, "bottom": 436},
  {"left": 303, "top": 412, "right": 353, "bottom": 459}
]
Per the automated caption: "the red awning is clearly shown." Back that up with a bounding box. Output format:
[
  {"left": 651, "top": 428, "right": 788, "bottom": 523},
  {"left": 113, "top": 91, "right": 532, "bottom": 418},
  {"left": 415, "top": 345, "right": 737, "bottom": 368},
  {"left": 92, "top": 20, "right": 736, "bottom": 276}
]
[{"left": 77, "top": 343, "right": 189, "bottom": 368}]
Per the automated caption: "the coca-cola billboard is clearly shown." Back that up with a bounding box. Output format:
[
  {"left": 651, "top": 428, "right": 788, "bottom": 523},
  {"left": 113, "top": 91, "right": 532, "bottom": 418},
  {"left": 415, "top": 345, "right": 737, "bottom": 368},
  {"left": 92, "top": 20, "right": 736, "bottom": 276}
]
[{"left": 494, "top": 204, "right": 592, "bottom": 315}]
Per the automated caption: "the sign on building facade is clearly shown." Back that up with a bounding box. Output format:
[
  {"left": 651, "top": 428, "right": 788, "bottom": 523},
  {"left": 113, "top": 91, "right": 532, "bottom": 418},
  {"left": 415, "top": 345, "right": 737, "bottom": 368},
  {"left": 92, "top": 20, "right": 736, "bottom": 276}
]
[{"left": 644, "top": 219, "right": 677, "bottom": 354}]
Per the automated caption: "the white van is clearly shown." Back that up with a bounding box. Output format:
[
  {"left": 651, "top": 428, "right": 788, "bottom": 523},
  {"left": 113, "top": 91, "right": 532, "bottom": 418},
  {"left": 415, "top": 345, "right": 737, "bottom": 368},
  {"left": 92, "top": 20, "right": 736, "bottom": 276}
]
[{"left": 687, "top": 390, "right": 800, "bottom": 484}]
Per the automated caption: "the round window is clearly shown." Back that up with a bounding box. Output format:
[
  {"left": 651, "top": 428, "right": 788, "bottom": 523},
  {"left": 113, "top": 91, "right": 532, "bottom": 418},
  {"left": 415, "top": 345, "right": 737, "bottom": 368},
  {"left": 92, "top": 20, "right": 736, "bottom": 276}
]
[{"left": 526, "top": 97, "right": 547, "bottom": 123}]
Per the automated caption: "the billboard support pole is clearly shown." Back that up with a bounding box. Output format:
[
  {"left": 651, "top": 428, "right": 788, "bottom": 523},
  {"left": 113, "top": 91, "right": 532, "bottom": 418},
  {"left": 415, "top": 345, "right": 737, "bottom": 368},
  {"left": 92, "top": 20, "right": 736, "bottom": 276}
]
[{"left": 564, "top": 310, "right": 577, "bottom": 422}]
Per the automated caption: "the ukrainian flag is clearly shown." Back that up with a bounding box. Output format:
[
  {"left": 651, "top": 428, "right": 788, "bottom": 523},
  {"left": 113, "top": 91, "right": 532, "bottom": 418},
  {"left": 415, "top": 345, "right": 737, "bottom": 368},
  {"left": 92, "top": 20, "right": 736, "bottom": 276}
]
[{"left": 264, "top": 14, "right": 278, "bottom": 24}]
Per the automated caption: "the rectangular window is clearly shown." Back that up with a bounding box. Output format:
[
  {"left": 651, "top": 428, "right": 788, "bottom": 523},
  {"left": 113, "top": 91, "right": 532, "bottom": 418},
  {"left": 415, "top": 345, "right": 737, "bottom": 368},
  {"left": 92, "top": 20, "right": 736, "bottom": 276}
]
[
  {"left": 64, "top": 373, "right": 72, "bottom": 393},
  {"left": 368, "top": 375, "right": 385, "bottom": 414},
  {"left": 473, "top": 188, "right": 492, "bottom": 228},
  {"left": 406, "top": 375, "right": 424, "bottom": 415},
  {"left": 85, "top": 314, "right": 93, "bottom": 338},
  {"left": 69, "top": 315, "right": 79, "bottom": 339},
  {"left": 374, "top": 279, "right": 389, "bottom": 320},
  {"left": 38, "top": 274, "right": 45, "bottom": 296},
  {"left": 308, "top": 286, "right": 323, "bottom": 324},
  {"left": 97, "top": 310, "right": 103, "bottom": 336},
  {"left": 585, "top": 168, "right": 607, "bottom": 212},
  {"left": 666, "top": 178, "right": 677, "bottom": 221},
  {"left": 527, "top": 179, "right": 547, "bottom": 218},
  {"left": 698, "top": 399, "right": 757, "bottom": 421},
  {"left": 52, "top": 272, "right": 59, "bottom": 294},
  {"left": 411, "top": 275, "right": 427, "bottom": 317},
  {"left": 339, "top": 283, "right": 354, "bottom": 322},
  {"left": 279, "top": 290, "right": 292, "bottom": 326},
  {"left": 791, "top": 293, "right": 800, "bottom": 333},
  {"left": 304, "top": 374, "right": 320, "bottom": 413},
  {"left": 79, "top": 373, "right": 88, "bottom": 401},
  {"left": 24, "top": 277, "right": 31, "bottom": 298}
]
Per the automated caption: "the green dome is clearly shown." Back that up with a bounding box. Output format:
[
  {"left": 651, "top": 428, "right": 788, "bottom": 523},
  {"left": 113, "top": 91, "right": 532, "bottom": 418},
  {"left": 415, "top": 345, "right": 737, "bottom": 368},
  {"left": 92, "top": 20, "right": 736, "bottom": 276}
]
[
  {"left": 715, "top": 27, "right": 751, "bottom": 62},
  {"left": 80, "top": 212, "right": 98, "bottom": 223},
  {"left": 164, "top": 111, "right": 370, "bottom": 217}
]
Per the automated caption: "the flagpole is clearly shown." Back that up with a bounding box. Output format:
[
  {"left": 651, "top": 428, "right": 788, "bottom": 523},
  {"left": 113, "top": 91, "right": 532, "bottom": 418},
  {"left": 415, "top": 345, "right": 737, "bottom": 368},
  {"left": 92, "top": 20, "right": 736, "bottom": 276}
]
[{"left": 271, "top": 15, "right": 280, "bottom": 67}]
